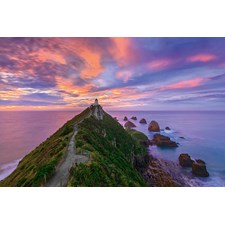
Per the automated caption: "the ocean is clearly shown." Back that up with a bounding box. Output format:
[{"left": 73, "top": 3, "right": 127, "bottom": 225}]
[{"left": 0, "top": 110, "right": 225, "bottom": 186}]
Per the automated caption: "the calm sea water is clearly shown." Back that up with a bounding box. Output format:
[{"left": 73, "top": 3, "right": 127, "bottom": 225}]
[
  {"left": 0, "top": 110, "right": 225, "bottom": 186},
  {"left": 110, "top": 111, "right": 225, "bottom": 187}
]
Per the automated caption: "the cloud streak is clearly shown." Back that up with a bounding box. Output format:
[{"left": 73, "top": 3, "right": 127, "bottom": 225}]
[{"left": 0, "top": 37, "right": 225, "bottom": 110}]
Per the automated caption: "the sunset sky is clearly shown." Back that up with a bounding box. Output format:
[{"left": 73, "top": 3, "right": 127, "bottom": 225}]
[{"left": 0, "top": 37, "right": 225, "bottom": 111}]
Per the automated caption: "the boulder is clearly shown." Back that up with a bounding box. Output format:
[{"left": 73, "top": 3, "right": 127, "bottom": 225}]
[
  {"left": 165, "top": 126, "right": 171, "bottom": 130},
  {"left": 139, "top": 118, "right": 147, "bottom": 124},
  {"left": 131, "top": 116, "right": 137, "bottom": 120},
  {"left": 152, "top": 134, "right": 178, "bottom": 147},
  {"left": 124, "top": 121, "right": 136, "bottom": 129},
  {"left": 148, "top": 120, "right": 160, "bottom": 132},
  {"left": 123, "top": 116, "right": 128, "bottom": 121},
  {"left": 192, "top": 161, "right": 209, "bottom": 177},
  {"left": 195, "top": 159, "right": 205, "bottom": 164},
  {"left": 179, "top": 153, "right": 194, "bottom": 167},
  {"left": 140, "top": 139, "right": 154, "bottom": 147}
]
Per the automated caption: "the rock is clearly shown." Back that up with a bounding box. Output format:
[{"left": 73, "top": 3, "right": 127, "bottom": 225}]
[
  {"left": 124, "top": 121, "right": 136, "bottom": 129},
  {"left": 192, "top": 161, "right": 209, "bottom": 177},
  {"left": 114, "top": 117, "right": 118, "bottom": 121},
  {"left": 179, "top": 137, "right": 185, "bottom": 139},
  {"left": 131, "top": 116, "right": 137, "bottom": 120},
  {"left": 123, "top": 116, "right": 128, "bottom": 121},
  {"left": 165, "top": 126, "right": 171, "bottom": 130},
  {"left": 148, "top": 120, "right": 160, "bottom": 132},
  {"left": 139, "top": 118, "right": 147, "bottom": 124},
  {"left": 90, "top": 104, "right": 104, "bottom": 120},
  {"left": 179, "top": 153, "right": 194, "bottom": 167},
  {"left": 195, "top": 159, "right": 205, "bottom": 164},
  {"left": 140, "top": 139, "right": 153, "bottom": 147},
  {"left": 152, "top": 134, "right": 178, "bottom": 147}
]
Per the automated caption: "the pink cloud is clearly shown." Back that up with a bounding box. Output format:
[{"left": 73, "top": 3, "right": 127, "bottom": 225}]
[
  {"left": 187, "top": 54, "right": 216, "bottom": 63},
  {"left": 147, "top": 59, "right": 174, "bottom": 71},
  {"left": 109, "top": 38, "right": 136, "bottom": 66},
  {"left": 116, "top": 70, "right": 133, "bottom": 83},
  {"left": 162, "top": 78, "right": 206, "bottom": 90}
]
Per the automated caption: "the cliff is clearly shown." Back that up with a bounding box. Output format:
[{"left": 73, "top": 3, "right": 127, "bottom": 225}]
[{"left": 0, "top": 104, "right": 149, "bottom": 187}]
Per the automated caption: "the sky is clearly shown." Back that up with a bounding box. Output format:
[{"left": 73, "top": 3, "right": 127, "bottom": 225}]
[{"left": 0, "top": 37, "right": 225, "bottom": 111}]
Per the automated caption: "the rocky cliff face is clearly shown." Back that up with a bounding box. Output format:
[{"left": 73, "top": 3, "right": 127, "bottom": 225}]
[{"left": 90, "top": 104, "right": 104, "bottom": 120}]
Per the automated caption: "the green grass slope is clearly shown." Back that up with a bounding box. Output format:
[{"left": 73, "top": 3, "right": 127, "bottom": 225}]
[
  {"left": 0, "top": 107, "right": 91, "bottom": 187},
  {"left": 68, "top": 113, "right": 148, "bottom": 187}
]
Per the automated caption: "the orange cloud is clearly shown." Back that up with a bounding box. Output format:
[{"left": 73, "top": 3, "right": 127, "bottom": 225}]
[
  {"left": 56, "top": 76, "right": 94, "bottom": 97},
  {"left": 188, "top": 54, "right": 216, "bottom": 62},
  {"left": 31, "top": 49, "right": 66, "bottom": 64},
  {"left": 162, "top": 78, "right": 206, "bottom": 90},
  {"left": 80, "top": 49, "right": 104, "bottom": 79},
  {"left": 147, "top": 59, "right": 173, "bottom": 71},
  {"left": 110, "top": 38, "right": 134, "bottom": 66}
]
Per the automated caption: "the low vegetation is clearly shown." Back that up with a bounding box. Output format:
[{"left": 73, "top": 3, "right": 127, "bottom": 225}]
[
  {"left": 68, "top": 113, "right": 148, "bottom": 187},
  {"left": 0, "top": 107, "right": 91, "bottom": 187},
  {"left": 0, "top": 107, "right": 150, "bottom": 187}
]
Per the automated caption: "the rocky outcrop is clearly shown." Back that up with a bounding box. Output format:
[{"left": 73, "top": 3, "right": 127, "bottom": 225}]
[
  {"left": 139, "top": 118, "right": 147, "bottom": 124},
  {"left": 192, "top": 160, "right": 209, "bottom": 177},
  {"left": 123, "top": 116, "right": 128, "bottom": 121},
  {"left": 179, "top": 154, "right": 194, "bottom": 167},
  {"left": 148, "top": 120, "right": 160, "bottom": 132},
  {"left": 152, "top": 134, "right": 178, "bottom": 147},
  {"left": 124, "top": 121, "right": 136, "bottom": 129},
  {"left": 165, "top": 126, "right": 171, "bottom": 130},
  {"left": 90, "top": 104, "right": 104, "bottom": 120},
  {"left": 196, "top": 159, "right": 205, "bottom": 164},
  {"left": 143, "top": 156, "right": 190, "bottom": 187},
  {"left": 131, "top": 116, "right": 137, "bottom": 120}
]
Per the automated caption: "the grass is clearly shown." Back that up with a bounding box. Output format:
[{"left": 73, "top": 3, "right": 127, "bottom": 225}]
[
  {"left": 0, "top": 106, "right": 149, "bottom": 187},
  {"left": 67, "top": 112, "right": 148, "bottom": 187},
  {"left": 0, "top": 107, "right": 91, "bottom": 187},
  {"left": 126, "top": 128, "right": 148, "bottom": 143}
]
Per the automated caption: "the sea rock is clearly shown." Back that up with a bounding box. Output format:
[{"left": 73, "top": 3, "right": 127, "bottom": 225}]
[
  {"left": 140, "top": 139, "right": 153, "bottom": 147},
  {"left": 143, "top": 156, "right": 187, "bottom": 187},
  {"left": 179, "top": 137, "right": 185, "bottom": 139},
  {"left": 148, "top": 120, "right": 160, "bottom": 132},
  {"left": 179, "top": 153, "right": 194, "bottom": 167},
  {"left": 123, "top": 116, "right": 128, "bottom": 121},
  {"left": 192, "top": 161, "right": 209, "bottom": 177},
  {"left": 139, "top": 118, "right": 147, "bottom": 124},
  {"left": 124, "top": 121, "right": 136, "bottom": 129},
  {"left": 152, "top": 134, "right": 178, "bottom": 147},
  {"left": 165, "top": 126, "right": 171, "bottom": 130},
  {"left": 131, "top": 116, "right": 137, "bottom": 120},
  {"left": 195, "top": 159, "right": 205, "bottom": 164}
]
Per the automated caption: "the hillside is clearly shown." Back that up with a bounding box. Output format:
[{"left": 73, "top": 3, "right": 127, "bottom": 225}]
[{"left": 0, "top": 103, "right": 149, "bottom": 187}]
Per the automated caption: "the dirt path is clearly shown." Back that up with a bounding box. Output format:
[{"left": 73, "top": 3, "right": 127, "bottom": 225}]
[{"left": 45, "top": 124, "right": 89, "bottom": 187}]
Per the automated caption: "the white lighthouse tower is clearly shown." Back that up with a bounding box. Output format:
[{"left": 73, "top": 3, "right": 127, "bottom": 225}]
[{"left": 93, "top": 98, "right": 99, "bottom": 106}]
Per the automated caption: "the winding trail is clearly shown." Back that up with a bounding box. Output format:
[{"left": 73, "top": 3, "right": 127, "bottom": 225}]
[{"left": 45, "top": 124, "right": 89, "bottom": 187}]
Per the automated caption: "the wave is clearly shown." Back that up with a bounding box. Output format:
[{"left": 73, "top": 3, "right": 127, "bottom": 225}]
[
  {"left": 0, "top": 159, "right": 21, "bottom": 181},
  {"left": 162, "top": 129, "right": 175, "bottom": 134}
]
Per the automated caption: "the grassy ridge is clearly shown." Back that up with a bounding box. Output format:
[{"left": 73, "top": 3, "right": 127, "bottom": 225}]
[
  {"left": 0, "top": 107, "right": 91, "bottom": 187},
  {"left": 0, "top": 107, "right": 149, "bottom": 187},
  {"left": 68, "top": 113, "right": 148, "bottom": 187}
]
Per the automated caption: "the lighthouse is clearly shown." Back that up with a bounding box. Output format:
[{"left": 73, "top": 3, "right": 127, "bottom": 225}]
[
  {"left": 90, "top": 98, "right": 103, "bottom": 120},
  {"left": 93, "top": 99, "right": 99, "bottom": 106}
]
